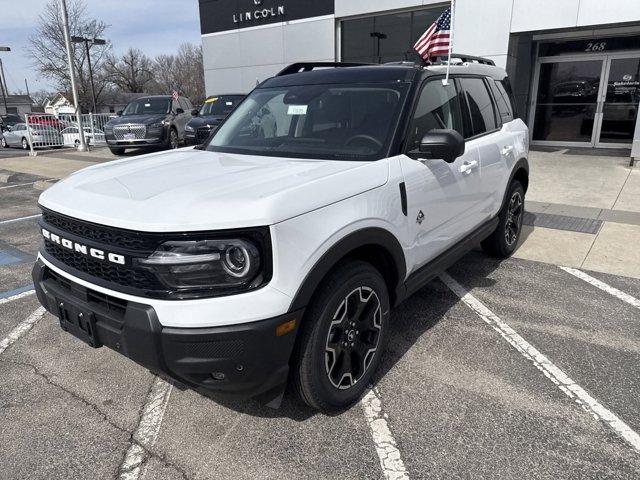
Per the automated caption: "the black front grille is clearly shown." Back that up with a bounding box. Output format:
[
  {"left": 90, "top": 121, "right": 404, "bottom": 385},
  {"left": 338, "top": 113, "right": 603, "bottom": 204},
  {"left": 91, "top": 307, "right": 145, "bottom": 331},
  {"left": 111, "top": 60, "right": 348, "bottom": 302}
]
[
  {"left": 196, "top": 127, "right": 212, "bottom": 143},
  {"left": 44, "top": 241, "right": 164, "bottom": 292},
  {"left": 42, "top": 210, "right": 161, "bottom": 252}
]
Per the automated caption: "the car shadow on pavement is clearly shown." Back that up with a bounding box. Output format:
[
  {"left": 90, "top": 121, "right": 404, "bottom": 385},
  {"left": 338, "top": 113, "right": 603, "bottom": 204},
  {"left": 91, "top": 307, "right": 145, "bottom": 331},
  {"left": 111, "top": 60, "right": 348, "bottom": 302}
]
[{"left": 199, "top": 249, "right": 509, "bottom": 421}]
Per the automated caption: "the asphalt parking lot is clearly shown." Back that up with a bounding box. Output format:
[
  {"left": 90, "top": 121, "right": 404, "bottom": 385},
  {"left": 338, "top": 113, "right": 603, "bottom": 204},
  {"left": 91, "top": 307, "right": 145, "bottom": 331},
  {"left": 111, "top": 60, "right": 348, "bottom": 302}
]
[{"left": 1, "top": 174, "right": 640, "bottom": 479}]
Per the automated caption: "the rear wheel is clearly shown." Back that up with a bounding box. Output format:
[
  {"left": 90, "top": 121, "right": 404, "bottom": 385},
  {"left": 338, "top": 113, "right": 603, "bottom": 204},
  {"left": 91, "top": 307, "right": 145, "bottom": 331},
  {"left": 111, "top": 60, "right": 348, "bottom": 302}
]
[
  {"left": 21, "top": 138, "right": 28, "bottom": 150},
  {"left": 109, "top": 147, "right": 125, "bottom": 155},
  {"left": 292, "top": 260, "right": 390, "bottom": 412},
  {"left": 481, "top": 180, "right": 525, "bottom": 258},
  {"left": 1, "top": 137, "right": 6, "bottom": 148}
]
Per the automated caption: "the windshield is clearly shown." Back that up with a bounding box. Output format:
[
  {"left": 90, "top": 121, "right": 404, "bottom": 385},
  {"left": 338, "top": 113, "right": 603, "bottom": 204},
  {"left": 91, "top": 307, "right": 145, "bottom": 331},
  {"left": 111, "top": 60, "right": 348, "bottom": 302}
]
[
  {"left": 200, "top": 95, "right": 244, "bottom": 116},
  {"left": 206, "top": 83, "right": 408, "bottom": 161},
  {"left": 122, "top": 97, "right": 170, "bottom": 116}
]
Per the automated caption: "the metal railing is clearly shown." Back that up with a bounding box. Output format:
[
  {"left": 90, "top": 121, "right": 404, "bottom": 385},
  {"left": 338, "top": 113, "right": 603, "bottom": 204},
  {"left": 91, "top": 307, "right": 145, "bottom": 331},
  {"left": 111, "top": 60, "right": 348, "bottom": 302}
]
[{"left": 18, "top": 112, "right": 115, "bottom": 155}]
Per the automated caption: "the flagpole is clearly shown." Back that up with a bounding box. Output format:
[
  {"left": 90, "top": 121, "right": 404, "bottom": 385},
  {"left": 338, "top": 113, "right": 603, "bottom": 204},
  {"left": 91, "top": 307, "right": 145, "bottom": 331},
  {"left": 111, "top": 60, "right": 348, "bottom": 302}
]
[{"left": 442, "top": 0, "right": 455, "bottom": 86}]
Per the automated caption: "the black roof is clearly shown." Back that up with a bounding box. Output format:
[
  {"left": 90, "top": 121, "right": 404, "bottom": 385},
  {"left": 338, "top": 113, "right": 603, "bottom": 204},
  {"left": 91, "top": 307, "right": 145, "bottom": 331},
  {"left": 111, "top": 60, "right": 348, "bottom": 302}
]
[{"left": 260, "top": 61, "right": 507, "bottom": 89}]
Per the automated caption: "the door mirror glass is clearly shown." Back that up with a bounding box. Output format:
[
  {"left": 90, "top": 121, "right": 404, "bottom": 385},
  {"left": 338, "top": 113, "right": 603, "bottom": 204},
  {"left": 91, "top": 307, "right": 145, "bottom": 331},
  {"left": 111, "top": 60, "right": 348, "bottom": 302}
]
[
  {"left": 117, "top": 110, "right": 123, "bottom": 116},
  {"left": 191, "top": 109, "right": 199, "bottom": 116},
  {"left": 416, "top": 129, "right": 465, "bottom": 163},
  {"left": 176, "top": 107, "right": 184, "bottom": 114}
]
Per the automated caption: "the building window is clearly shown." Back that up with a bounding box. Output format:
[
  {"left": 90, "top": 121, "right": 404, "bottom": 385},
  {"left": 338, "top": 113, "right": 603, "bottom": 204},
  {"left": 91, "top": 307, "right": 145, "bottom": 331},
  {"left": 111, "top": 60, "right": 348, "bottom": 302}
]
[{"left": 341, "top": 8, "right": 442, "bottom": 64}]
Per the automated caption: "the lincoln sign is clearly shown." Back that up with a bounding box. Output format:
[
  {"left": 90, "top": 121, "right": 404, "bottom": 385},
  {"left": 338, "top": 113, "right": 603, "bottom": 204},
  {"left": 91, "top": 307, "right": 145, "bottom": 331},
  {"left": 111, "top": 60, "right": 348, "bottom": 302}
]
[{"left": 233, "top": 1, "right": 285, "bottom": 24}]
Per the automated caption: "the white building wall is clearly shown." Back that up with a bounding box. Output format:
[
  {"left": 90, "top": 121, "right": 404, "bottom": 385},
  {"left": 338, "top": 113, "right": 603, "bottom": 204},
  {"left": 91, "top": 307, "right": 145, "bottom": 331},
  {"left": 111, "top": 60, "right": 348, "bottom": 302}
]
[{"left": 202, "top": 15, "right": 335, "bottom": 95}]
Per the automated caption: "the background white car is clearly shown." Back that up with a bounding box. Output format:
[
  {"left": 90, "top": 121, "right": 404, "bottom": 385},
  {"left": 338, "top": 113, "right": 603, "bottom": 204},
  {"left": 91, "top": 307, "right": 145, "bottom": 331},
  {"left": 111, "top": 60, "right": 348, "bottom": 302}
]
[
  {"left": 1, "top": 123, "right": 63, "bottom": 149},
  {"left": 61, "top": 126, "right": 106, "bottom": 146}
]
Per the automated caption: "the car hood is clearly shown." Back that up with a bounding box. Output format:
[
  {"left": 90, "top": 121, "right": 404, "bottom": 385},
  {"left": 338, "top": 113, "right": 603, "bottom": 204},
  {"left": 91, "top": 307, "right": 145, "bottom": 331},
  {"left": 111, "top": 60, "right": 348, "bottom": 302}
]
[
  {"left": 187, "top": 116, "right": 225, "bottom": 128},
  {"left": 39, "top": 148, "right": 389, "bottom": 231},
  {"left": 107, "top": 114, "right": 166, "bottom": 126}
]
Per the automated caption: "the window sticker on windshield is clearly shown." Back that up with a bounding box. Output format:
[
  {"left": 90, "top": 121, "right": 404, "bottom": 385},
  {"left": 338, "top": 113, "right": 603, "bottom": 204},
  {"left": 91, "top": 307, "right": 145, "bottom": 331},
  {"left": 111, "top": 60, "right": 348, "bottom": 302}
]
[
  {"left": 287, "top": 105, "right": 308, "bottom": 115},
  {"left": 144, "top": 103, "right": 151, "bottom": 107},
  {"left": 226, "top": 102, "right": 233, "bottom": 106}
]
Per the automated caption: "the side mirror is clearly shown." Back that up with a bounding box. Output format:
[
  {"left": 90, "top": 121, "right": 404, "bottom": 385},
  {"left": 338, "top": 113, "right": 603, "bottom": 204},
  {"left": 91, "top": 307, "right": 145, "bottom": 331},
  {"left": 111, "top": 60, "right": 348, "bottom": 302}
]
[
  {"left": 414, "top": 129, "right": 465, "bottom": 163},
  {"left": 175, "top": 107, "right": 184, "bottom": 114},
  {"left": 117, "top": 110, "right": 123, "bottom": 116},
  {"left": 191, "top": 109, "right": 199, "bottom": 116}
]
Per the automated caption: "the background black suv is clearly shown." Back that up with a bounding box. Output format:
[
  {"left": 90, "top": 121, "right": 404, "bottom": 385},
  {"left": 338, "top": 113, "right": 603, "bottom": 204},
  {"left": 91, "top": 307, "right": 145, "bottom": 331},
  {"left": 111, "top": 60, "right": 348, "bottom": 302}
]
[
  {"left": 185, "top": 94, "right": 245, "bottom": 145},
  {"left": 104, "top": 95, "right": 193, "bottom": 155}
]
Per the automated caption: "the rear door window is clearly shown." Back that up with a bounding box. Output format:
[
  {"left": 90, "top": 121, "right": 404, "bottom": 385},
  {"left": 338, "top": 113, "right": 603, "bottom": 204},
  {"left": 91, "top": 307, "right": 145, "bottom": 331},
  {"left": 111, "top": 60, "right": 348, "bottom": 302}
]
[
  {"left": 406, "top": 80, "right": 465, "bottom": 152},
  {"left": 458, "top": 77, "right": 499, "bottom": 137}
]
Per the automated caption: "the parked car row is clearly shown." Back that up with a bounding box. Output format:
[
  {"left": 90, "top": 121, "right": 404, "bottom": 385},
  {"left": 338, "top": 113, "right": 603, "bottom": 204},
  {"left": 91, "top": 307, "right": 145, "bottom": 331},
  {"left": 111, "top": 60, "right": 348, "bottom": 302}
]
[{"left": 1, "top": 123, "right": 106, "bottom": 150}]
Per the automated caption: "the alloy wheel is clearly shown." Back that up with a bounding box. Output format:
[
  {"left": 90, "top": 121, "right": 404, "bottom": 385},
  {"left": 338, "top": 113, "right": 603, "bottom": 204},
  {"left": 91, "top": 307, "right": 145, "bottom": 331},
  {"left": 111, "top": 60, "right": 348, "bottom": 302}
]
[
  {"left": 1, "top": 137, "right": 6, "bottom": 148},
  {"left": 505, "top": 191, "right": 523, "bottom": 246},
  {"left": 325, "top": 286, "right": 382, "bottom": 390},
  {"left": 22, "top": 138, "right": 28, "bottom": 150},
  {"left": 170, "top": 130, "right": 178, "bottom": 149}
]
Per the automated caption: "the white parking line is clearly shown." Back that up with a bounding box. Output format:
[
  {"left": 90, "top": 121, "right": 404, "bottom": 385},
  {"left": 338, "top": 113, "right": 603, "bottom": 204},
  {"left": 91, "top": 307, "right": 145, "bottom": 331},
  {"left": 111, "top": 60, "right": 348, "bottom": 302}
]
[
  {"left": 0, "top": 289, "right": 35, "bottom": 305},
  {"left": 440, "top": 272, "right": 640, "bottom": 453},
  {"left": 0, "top": 182, "right": 37, "bottom": 191},
  {"left": 0, "top": 306, "right": 46, "bottom": 355},
  {"left": 560, "top": 267, "right": 640, "bottom": 310},
  {"left": 361, "top": 388, "right": 409, "bottom": 480},
  {"left": 119, "top": 377, "right": 173, "bottom": 480},
  {"left": 0, "top": 214, "right": 42, "bottom": 226}
]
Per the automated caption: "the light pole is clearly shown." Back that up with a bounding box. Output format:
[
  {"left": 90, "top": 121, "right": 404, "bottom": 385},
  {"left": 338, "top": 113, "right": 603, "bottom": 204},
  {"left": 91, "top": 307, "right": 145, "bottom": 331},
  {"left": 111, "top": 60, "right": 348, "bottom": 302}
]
[
  {"left": 370, "top": 32, "right": 387, "bottom": 64},
  {"left": 0, "top": 47, "right": 10, "bottom": 116},
  {"left": 71, "top": 36, "right": 106, "bottom": 113},
  {"left": 60, "top": 0, "right": 87, "bottom": 151}
]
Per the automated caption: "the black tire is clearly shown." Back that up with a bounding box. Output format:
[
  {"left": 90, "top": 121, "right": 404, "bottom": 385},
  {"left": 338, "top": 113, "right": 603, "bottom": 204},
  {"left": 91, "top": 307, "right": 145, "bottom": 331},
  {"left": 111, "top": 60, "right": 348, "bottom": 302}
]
[
  {"left": 1, "top": 137, "right": 6, "bottom": 148},
  {"left": 21, "top": 138, "right": 28, "bottom": 150},
  {"left": 481, "top": 180, "right": 525, "bottom": 258},
  {"left": 168, "top": 128, "right": 179, "bottom": 149},
  {"left": 109, "top": 147, "right": 125, "bottom": 155},
  {"left": 292, "top": 260, "right": 390, "bottom": 412}
]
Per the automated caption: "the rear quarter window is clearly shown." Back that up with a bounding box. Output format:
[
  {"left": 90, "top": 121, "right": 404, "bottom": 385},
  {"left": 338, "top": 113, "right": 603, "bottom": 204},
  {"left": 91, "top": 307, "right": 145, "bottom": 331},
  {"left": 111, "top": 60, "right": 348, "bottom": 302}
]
[{"left": 488, "top": 79, "right": 515, "bottom": 124}]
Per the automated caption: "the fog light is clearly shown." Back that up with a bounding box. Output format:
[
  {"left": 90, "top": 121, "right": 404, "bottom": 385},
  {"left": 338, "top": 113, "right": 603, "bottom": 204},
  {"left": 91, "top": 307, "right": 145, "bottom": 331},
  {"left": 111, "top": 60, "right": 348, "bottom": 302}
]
[
  {"left": 276, "top": 319, "right": 297, "bottom": 337},
  {"left": 211, "top": 372, "right": 225, "bottom": 380}
]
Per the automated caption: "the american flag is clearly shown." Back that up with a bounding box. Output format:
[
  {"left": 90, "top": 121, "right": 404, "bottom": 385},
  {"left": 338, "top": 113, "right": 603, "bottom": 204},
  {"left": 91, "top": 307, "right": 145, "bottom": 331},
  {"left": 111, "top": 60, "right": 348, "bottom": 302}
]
[
  {"left": 414, "top": 7, "right": 452, "bottom": 62},
  {"left": 171, "top": 90, "right": 179, "bottom": 100}
]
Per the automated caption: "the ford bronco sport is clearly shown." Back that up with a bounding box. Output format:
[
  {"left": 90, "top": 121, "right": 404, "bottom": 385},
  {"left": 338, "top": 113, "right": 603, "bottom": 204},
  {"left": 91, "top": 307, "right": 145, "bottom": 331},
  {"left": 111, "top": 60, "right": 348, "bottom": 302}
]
[{"left": 33, "top": 57, "right": 529, "bottom": 412}]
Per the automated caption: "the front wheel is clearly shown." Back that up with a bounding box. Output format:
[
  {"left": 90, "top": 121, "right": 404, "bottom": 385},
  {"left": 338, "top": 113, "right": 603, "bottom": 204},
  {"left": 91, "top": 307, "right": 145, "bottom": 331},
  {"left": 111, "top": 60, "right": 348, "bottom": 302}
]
[
  {"left": 109, "top": 147, "right": 125, "bottom": 155},
  {"left": 292, "top": 260, "right": 390, "bottom": 412},
  {"left": 1, "top": 137, "right": 6, "bottom": 148},
  {"left": 481, "top": 180, "right": 525, "bottom": 258},
  {"left": 21, "top": 138, "right": 28, "bottom": 150},
  {"left": 168, "top": 129, "right": 179, "bottom": 149}
]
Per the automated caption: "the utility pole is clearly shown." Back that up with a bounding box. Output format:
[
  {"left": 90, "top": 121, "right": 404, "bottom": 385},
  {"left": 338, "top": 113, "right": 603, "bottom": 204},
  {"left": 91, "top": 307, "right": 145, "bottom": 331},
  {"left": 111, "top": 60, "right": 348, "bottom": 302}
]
[
  {"left": 71, "top": 36, "right": 106, "bottom": 113},
  {"left": 24, "top": 78, "right": 30, "bottom": 97},
  {"left": 60, "top": 0, "right": 87, "bottom": 151},
  {"left": 0, "top": 47, "right": 10, "bottom": 116}
]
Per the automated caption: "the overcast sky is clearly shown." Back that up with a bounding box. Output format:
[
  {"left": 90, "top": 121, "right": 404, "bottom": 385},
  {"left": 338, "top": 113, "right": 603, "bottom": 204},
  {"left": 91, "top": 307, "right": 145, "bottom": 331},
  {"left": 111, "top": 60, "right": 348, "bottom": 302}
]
[{"left": 0, "top": 0, "right": 202, "bottom": 95}]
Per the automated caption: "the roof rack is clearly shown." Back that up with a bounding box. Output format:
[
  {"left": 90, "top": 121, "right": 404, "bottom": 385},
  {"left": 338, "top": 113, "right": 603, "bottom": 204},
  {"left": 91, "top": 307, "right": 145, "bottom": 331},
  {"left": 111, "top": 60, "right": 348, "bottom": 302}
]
[
  {"left": 276, "top": 62, "right": 371, "bottom": 76},
  {"left": 430, "top": 53, "right": 496, "bottom": 66}
]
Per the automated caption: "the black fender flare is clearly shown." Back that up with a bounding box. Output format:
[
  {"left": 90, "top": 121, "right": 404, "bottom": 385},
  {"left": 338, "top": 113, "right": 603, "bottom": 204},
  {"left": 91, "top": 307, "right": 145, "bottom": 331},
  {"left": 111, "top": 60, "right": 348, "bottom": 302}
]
[
  {"left": 500, "top": 157, "right": 529, "bottom": 211},
  {"left": 288, "top": 227, "right": 407, "bottom": 312}
]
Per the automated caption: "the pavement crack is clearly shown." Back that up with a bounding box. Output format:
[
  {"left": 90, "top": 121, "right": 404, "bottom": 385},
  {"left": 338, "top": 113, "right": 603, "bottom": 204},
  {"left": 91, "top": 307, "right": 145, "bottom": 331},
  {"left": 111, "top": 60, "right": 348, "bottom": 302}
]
[{"left": 1, "top": 358, "right": 191, "bottom": 480}]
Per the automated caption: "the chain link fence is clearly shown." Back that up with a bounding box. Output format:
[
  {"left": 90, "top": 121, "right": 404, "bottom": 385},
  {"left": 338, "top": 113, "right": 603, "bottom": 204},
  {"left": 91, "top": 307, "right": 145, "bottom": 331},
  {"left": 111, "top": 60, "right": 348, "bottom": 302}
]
[{"left": 9, "top": 113, "right": 115, "bottom": 155}]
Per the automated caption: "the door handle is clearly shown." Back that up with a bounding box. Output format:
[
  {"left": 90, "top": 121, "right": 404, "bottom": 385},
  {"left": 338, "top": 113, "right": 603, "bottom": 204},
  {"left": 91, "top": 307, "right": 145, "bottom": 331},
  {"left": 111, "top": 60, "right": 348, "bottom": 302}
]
[
  {"left": 502, "top": 146, "right": 514, "bottom": 156},
  {"left": 459, "top": 160, "right": 478, "bottom": 174}
]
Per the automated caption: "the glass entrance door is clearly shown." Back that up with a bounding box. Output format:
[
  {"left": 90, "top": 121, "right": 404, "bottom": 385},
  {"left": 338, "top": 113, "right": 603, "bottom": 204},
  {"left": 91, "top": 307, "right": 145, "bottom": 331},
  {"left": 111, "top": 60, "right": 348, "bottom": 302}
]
[
  {"left": 596, "top": 56, "right": 640, "bottom": 147},
  {"left": 532, "top": 52, "right": 640, "bottom": 148}
]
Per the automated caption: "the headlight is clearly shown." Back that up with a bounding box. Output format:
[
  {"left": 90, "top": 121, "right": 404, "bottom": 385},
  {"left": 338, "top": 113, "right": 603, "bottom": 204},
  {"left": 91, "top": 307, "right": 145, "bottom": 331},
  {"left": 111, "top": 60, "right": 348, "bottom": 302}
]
[
  {"left": 136, "top": 238, "right": 265, "bottom": 293},
  {"left": 149, "top": 122, "right": 164, "bottom": 129},
  {"left": 185, "top": 125, "right": 194, "bottom": 132}
]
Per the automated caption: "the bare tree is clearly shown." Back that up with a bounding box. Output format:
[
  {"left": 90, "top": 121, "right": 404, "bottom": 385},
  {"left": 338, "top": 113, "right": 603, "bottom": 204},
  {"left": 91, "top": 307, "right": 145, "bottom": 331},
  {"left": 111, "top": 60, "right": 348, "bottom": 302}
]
[
  {"left": 30, "top": 89, "right": 56, "bottom": 107},
  {"left": 150, "top": 43, "right": 205, "bottom": 105},
  {"left": 104, "top": 48, "right": 154, "bottom": 92},
  {"left": 27, "top": 0, "right": 110, "bottom": 112}
]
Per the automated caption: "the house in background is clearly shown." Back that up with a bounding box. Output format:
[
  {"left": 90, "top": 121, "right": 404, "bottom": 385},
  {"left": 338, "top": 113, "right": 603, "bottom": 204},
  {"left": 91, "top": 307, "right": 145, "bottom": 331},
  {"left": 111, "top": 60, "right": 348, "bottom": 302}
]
[
  {"left": 0, "top": 94, "right": 36, "bottom": 116},
  {"left": 44, "top": 93, "right": 76, "bottom": 115}
]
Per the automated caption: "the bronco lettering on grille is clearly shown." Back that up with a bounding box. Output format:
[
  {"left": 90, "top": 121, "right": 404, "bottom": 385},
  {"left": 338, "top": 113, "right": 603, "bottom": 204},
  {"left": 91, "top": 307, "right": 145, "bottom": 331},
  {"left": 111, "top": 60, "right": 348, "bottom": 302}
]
[{"left": 42, "top": 228, "right": 126, "bottom": 265}]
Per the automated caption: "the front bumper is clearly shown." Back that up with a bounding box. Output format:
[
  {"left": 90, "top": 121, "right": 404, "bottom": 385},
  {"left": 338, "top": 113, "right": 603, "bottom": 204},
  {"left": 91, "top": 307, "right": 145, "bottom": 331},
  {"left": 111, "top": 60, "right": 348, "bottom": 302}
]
[{"left": 33, "top": 259, "right": 303, "bottom": 404}]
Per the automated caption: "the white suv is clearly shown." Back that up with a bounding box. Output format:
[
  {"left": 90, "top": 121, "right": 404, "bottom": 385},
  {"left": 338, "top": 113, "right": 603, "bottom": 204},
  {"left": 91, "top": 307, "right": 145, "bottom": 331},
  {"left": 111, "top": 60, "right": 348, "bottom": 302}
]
[{"left": 33, "top": 59, "right": 529, "bottom": 412}]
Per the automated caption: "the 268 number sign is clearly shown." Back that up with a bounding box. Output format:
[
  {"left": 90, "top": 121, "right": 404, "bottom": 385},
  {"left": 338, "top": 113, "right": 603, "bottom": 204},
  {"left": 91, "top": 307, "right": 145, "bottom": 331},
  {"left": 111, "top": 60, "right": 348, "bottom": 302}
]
[{"left": 585, "top": 42, "right": 607, "bottom": 52}]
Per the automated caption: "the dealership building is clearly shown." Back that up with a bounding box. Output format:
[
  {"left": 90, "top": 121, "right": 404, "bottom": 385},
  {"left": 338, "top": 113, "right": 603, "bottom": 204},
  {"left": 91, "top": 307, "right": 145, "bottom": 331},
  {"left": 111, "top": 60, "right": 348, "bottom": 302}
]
[{"left": 199, "top": 0, "right": 640, "bottom": 155}]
